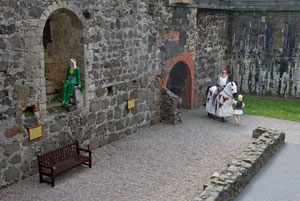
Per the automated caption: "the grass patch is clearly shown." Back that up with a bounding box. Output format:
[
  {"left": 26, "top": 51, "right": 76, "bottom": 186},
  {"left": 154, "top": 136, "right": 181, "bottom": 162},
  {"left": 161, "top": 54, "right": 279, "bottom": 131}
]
[
  {"left": 243, "top": 96, "right": 300, "bottom": 122},
  {"left": 51, "top": 94, "right": 61, "bottom": 103}
]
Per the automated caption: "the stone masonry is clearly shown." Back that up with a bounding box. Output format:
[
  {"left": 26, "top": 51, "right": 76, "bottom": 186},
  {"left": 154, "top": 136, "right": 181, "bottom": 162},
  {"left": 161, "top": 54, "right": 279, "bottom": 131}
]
[
  {"left": 160, "top": 86, "right": 182, "bottom": 124},
  {"left": 229, "top": 11, "right": 300, "bottom": 97},
  {"left": 192, "top": 128, "right": 285, "bottom": 201},
  {"left": 1, "top": 0, "right": 300, "bottom": 189},
  {"left": 0, "top": 0, "right": 201, "bottom": 188}
]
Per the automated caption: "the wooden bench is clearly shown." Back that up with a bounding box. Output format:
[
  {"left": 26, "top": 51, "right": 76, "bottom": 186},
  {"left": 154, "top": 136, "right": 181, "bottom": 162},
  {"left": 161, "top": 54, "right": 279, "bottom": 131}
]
[{"left": 37, "top": 140, "right": 92, "bottom": 187}]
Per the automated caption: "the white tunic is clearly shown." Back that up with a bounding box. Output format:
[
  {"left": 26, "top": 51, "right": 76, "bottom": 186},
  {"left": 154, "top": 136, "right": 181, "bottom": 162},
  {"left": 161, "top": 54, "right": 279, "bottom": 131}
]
[{"left": 217, "top": 75, "right": 228, "bottom": 87}]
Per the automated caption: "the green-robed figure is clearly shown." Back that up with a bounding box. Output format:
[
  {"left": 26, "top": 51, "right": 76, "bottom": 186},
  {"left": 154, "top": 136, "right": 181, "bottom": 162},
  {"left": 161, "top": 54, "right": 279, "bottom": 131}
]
[{"left": 62, "top": 58, "right": 81, "bottom": 104}]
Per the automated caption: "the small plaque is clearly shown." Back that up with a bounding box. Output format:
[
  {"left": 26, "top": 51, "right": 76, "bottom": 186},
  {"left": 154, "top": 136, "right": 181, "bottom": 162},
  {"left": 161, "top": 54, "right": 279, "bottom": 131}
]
[
  {"left": 128, "top": 98, "right": 135, "bottom": 110},
  {"left": 29, "top": 124, "right": 42, "bottom": 141}
]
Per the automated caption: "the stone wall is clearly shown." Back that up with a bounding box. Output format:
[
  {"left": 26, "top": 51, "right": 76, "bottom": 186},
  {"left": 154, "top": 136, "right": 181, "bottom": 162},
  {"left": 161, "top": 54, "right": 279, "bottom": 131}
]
[
  {"left": 1, "top": 0, "right": 297, "bottom": 190},
  {"left": 195, "top": 10, "right": 229, "bottom": 106},
  {"left": 0, "top": 0, "right": 175, "bottom": 188},
  {"left": 160, "top": 86, "right": 182, "bottom": 124},
  {"left": 160, "top": 6, "right": 198, "bottom": 109},
  {"left": 1, "top": 0, "right": 218, "bottom": 189},
  {"left": 192, "top": 128, "right": 285, "bottom": 201},
  {"left": 229, "top": 11, "right": 300, "bottom": 98}
]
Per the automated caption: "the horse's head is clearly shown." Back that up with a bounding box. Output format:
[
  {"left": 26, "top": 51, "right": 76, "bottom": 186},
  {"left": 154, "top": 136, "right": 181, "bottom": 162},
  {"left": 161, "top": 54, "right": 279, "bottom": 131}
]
[{"left": 224, "top": 82, "right": 238, "bottom": 98}]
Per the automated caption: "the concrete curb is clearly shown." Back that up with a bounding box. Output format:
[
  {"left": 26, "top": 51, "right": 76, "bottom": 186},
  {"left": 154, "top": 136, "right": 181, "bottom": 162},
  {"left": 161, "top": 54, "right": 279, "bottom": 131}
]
[{"left": 192, "top": 127, "right": 285, "bottom": 201}]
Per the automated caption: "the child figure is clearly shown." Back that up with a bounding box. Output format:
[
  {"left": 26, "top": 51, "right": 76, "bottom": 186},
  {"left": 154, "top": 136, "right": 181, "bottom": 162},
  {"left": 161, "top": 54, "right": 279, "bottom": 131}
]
[{"left": 233, "top": 95, "right": 245, "bottom": 125}]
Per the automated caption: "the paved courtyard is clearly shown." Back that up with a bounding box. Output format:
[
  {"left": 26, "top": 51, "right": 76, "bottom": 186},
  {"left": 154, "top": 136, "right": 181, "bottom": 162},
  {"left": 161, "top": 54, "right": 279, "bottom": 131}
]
[
  {"left": 236, "top": 143, "right": 300, "bottom": 201},
  {"left": 0, "top": 107, "right": 299, "bottom": 201}
]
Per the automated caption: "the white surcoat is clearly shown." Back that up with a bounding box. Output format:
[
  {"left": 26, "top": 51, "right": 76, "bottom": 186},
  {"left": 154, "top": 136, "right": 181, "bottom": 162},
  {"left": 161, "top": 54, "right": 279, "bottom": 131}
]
[{"left": 217, "top": 75, "right": 228, "bottom": 87}]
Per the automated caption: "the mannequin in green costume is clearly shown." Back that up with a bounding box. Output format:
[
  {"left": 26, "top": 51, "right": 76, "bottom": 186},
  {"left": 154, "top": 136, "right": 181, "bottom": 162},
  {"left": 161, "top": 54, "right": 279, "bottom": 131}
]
[{"left": 62, "top": 58, "right": 81, "bottom": 104}]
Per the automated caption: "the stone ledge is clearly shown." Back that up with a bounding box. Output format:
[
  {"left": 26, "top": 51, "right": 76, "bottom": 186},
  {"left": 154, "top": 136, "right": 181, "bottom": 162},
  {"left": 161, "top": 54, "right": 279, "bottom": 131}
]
[
  {"left": 192, "top": 127, "right": 285, "bottom": 201},
  {"left": 169, "top": 0, "right": 193, "bottom": 4}
]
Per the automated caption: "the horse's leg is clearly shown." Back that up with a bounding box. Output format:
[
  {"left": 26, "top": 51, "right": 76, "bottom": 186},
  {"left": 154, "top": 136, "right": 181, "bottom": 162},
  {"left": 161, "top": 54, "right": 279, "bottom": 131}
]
[{"left": 221, "top": 117, "right": 224, "bottom": 122}]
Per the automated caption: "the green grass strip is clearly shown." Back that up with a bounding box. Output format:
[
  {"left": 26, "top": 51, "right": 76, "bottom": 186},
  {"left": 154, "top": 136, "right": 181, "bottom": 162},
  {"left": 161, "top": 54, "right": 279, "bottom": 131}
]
[{"left": 243, "top": 96, "right": 300, "bottom": 122}]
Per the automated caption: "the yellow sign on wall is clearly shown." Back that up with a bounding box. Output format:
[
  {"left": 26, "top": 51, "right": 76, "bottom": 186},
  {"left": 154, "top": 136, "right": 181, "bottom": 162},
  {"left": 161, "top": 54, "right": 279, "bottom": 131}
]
[
  {"left": 29, "top": 124, "right": 42, "bottom": 141},
  {"left": 128, "top": 98, "right": 135, "bottom": 110}
]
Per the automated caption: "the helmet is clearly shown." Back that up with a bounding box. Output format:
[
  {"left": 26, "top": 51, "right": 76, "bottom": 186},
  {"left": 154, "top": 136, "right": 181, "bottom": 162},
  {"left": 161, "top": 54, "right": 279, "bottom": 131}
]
[{"left": 221, "top": 70, "right": 227, "bottom": 75}]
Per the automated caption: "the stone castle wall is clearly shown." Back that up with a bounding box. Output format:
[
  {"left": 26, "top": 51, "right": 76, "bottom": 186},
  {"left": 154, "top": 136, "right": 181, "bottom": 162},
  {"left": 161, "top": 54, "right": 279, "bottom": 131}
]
[
  {"left": 0, "top": 0, "right": 203, "bottom": 188},
  {"left": 195, "top": 9, "right": 230, "bottom": 107},
  {"left": 2, "top": 0, "right": 300, "bottom": 190},
  {"left": 229, "top": 11, "right": 300, "bottom": 97}
]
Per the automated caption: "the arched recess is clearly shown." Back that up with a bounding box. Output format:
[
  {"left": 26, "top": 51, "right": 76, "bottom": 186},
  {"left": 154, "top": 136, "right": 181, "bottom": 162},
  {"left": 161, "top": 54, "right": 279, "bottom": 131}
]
[
  {"left": 163, "top": 52, "right": 195, "bottom": 109},
  {"left": 166, "top": 61, "right": 191, "bottom": 109},
  {"left": 43, "top": 8, "right": 84, "bottom": 107}
]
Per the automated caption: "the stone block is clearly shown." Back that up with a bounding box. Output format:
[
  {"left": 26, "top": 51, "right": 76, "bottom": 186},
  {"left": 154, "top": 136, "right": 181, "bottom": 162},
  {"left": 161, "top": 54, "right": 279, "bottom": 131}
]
[
  {"left": 114, "top": 106, "right": 122, "bottom": 119},
  {"left": 116, "top": 120, "right": 124, "bottom": 131},
  {"left": 89, "top": 138, "right": 100, "bottom": 150},
  {"left": 0, "top": 38, "right": 6, "bottom": 49},
  {"left": 0, "top": 61, "right": 8, "bottom": 72},
  {"left": 49, "top": 123, "right": 62, "bottom": 133},
  {"left": 30, "top": 159, "right": 38, "bottom": 174},
  {"left": 4, "top": 125, "right": 20, "bottom": 138},
  {"left": 4, "top": 144, "right": 19, "bottom": 156},
  {"left": 4, "top": 167, "right": 20, "bottom": 183},
  {"left": 75, "top": 87, "right": 84, "bottom": 109},
  {"left": 96, "top": 113, "right": 106, "bottom": 124},
  {"left": 10, "top": 154, "right": 21, "bottom": 165},
  {"left": 46, "top": 85, "right": 56, "bottom": 94},
  {"left": 108, "top": 132, "right": 119, "bottom": 143},
  {"left": 29, "top": 6, "right": 43, "bottom": 18},
  {"left": 0, "top": 160, "right": 7, "bottom": 171},
  {"left": 13, "top": 85, "right": 30, "bottom": 100},
  {"left": 24, "top": 148, "right": 36, "bottom": 162},
  {"left": 0, "top": 24, "right": 16, "bottom": 35},
  {"left": 9, "top": 36, "right": 21, "bottom": 49},
  {"left": 88, "top": 113, "right": 96, "bottom": 125},
  {"left": 252, "top": 127, "right": 268, "bottom": 138},
  {"left": 42, "top": 140, "right": 56, "bottom": 153},
  {"left": 96, "top": 87, "right": 106, "bottom": 97},
  {"left": 90, "top": 101, "right": 101, "bottom": 113},
  {"left": 20, "top": 162, "right": 29, "bottom": 174}
]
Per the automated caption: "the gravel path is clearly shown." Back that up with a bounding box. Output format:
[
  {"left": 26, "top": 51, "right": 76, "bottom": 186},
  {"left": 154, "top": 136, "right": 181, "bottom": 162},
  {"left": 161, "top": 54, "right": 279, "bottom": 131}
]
[{"left": 1, "top": 107, "right": 299, "bottom": 201}]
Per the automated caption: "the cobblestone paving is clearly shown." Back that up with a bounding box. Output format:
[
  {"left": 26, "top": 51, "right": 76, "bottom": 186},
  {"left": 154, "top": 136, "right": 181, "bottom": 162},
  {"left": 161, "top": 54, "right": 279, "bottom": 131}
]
[{"left": 0, "top": 107, "right": 299, "bottom": 201}]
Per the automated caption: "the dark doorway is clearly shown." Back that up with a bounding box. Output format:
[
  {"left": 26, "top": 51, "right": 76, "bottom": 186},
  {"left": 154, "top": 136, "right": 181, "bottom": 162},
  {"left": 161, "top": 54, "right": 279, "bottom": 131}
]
[{"left": 167, "top": 61, "right": 191, "bottom": 109}]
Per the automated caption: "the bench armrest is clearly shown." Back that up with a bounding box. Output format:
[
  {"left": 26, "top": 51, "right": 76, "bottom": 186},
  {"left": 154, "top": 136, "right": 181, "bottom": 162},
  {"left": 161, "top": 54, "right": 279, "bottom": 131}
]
[
  {"left": 78, "top": 148, "right": 91, "bottom": 153},
  {"left": 78, "top": 148, "right": 91, "bottom": 158}
]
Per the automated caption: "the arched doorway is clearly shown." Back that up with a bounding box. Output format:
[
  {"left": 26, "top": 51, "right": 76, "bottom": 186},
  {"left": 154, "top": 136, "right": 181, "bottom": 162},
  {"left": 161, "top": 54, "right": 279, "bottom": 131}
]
[
  {"left": 43, "top": 8, "right": 84, "bottom": 108},
  {"left": 167, "top": 61, "right": 192, "bottom": 109}
]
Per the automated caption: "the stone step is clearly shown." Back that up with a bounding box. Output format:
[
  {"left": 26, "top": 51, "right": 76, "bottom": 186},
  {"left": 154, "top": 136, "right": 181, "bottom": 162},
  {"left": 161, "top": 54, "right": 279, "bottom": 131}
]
[
  {"left": 46, "top": 102, "right": 63, "bottom": 112},
  {"left": 46, "top": 85, "right": 56, "bottom": 94},
  {"left": 46, "top": 80, "right": 55, "bottom": 86},
  {"left": 46, "top": 93, "right": 61, "bottom": 103},
  {"left": 46, "top": 80, "right": 56, "bottom": 94}
]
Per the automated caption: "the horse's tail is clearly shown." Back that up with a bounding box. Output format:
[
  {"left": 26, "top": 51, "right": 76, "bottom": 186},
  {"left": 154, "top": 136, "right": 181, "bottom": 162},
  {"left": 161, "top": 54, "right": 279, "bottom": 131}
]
[{"left": 203, "top": 86, "right": 212, "bottom": 106}]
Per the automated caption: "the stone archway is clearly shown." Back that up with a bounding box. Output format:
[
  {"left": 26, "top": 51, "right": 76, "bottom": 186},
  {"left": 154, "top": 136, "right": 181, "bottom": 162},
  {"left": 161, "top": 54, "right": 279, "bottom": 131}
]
[
  {"left": 43, "top": 8, "right": 84, "bottom": 108},
  {"left": 163, "top": 52, "right": 195, "bottom": 109},
  {"left": 167, "top": 61, "right": 191, "bottom": 109}
]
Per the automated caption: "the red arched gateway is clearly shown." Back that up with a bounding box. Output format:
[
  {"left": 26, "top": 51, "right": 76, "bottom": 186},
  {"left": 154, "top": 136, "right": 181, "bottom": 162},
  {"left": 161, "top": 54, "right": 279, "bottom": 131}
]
[{"left": 163, "top": 52, "right": 195, "bottom": 109}]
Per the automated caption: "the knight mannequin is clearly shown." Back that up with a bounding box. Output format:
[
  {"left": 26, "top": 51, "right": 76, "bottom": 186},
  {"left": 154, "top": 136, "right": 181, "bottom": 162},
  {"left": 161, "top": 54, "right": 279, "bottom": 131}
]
[{"left": 212, "top": 70, "right": 228, "bottom": 106}]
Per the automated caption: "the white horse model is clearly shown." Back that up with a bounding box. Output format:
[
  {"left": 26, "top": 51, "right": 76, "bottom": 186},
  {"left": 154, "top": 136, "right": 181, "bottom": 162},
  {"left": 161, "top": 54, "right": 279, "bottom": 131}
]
[{"left": 205, "top": 82, "right": 238, "bottom": 121}]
